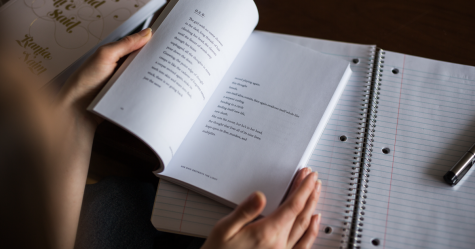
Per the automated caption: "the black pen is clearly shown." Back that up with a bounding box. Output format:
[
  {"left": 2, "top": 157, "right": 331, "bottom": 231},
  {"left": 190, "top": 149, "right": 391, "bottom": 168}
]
[{"left": 443, "top": 143, "right": 475, "bottom": 186}]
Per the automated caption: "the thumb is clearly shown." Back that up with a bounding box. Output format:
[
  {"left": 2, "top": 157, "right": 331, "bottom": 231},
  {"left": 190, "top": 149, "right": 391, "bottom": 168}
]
[
  {"left": 60, "top": 28, "right": 152, "bottom": 105},
  {"left": 213, "top": 191, "right": 266, "bottom": 239},
  {"left": 95, "top": 27, "right": 153, "bottom": 65}
]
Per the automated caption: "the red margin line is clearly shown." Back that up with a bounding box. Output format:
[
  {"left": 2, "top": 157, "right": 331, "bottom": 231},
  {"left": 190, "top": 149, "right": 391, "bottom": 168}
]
[
  {"left": 179, "top": 190, "right": 190, "bottom": 232},
  {"left": 383, "top": 54, "right": 406, "bottom": 249}
]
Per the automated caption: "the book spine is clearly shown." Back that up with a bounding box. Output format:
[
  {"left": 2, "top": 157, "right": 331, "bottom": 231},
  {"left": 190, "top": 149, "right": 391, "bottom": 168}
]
[{"left": 343, "top": 48, "right": 385, "bottom": 249}]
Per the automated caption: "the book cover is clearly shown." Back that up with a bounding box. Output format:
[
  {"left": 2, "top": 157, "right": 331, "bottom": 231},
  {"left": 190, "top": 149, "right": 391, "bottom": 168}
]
[{"left": 0, "top": 0, "right": 164, "bottom": 86}]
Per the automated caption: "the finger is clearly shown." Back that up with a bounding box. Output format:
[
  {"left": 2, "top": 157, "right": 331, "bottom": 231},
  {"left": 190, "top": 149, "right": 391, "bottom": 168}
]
[
  {"left": 286, "top": 179, "right": 321, "bottom": 248},
  {"left": 293, "top": 214, "right": 321, "bottom": 249},
  {"left": 288, "top": 167, "right": 312, "bottom": 197},
  {"left": 61, "top": 28, "right": 152, "bottom": 104},
  {"left": 267, "top": 172, "right": 318, "bottom": 229},
  {"left": 211, "top": 191, "right": 266, "bottom": 240},
  {"left": 78, "top": 27, "right": 152, "bottom": 81},
  {"left": 95, "top": 28, "right": 152, "bottom": 66}
]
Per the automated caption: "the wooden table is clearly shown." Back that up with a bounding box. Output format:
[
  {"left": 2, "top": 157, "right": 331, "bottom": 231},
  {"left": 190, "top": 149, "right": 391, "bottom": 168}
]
[
  {"left": 255, "top": 0, "right": 475, "bottom": 66},
  {"left": 89, "top": 0, "right": 475, "bottom": 182}
]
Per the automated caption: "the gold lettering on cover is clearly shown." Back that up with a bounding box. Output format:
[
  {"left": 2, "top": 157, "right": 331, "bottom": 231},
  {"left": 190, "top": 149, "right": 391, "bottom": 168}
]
[
  {"left": 53, "top": 0, "right": 67, "bottom": 8},
  {"left": 65, "top": 3, "right": 76, "bottom": 10},
  {"left": 16, "top": 34, "right": 52, "bottom": 60},
  {"left": 84, "top": 0, "right": 106, "bottom": 8},
  {"left": 21, "top": 52, "right": 47, "bottom": 75},
  {"left": 47, "top": 9, "right": 82, "bottom": 33}
]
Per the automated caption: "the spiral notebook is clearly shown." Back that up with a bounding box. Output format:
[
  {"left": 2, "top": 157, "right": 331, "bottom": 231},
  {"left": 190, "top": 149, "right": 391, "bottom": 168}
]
[{"left": 152, "top": 31, "right": 475, "bottom": 249}]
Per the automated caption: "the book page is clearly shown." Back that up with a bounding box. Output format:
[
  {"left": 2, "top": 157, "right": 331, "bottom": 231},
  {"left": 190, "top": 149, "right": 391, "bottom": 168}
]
[
  {"left": 361, "top": 52, "right": 475, "bottom": 248},
  {"left": 262, "top": 32, "right": 376, "bottom": 248},
  {"left": 159, "top": 32, "right": 351, "bottom": 216},
  {"left": 153, "top": 32, "right": 375, "bottom": 249},
  {"left": 89, "top": 0, "right": 258, "bottom": 168}
]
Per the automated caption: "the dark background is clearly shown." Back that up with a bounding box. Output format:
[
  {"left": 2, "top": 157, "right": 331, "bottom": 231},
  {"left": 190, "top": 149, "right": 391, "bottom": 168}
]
[
  {"left": 89, "top": 0, "right": 475, "bottom": 188},
  {"left": 255, "top": 0, "right": 475, "bottom": 66}
]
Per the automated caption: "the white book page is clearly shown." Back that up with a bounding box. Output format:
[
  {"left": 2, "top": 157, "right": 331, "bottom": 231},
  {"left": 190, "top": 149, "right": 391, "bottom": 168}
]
[
  {"left": 361, "top": 52, "right": 475, "bottom": 248},
  {"left": 159, "top": 32, "right": 350, "bottom": 215},
  {"left": 153, "top": 32, "right": 375, "bottom": 249},
  {"left": 90, "top": 0, "right": 258, "bottom": 168},
  {"left": 273, "top": 32, "right": 376, "bottom": 248}
]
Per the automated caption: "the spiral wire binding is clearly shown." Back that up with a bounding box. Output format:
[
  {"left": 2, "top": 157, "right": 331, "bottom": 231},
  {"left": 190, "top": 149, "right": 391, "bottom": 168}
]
[
  {"left": 340, "top": 48, "right": 385, "bottom": 249},
  {"left": 339, "top": 46, "right": 376, "bottom": 248}
]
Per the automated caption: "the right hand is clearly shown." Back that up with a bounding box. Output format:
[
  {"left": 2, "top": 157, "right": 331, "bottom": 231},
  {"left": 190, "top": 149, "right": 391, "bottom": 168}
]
[{"left": 201, "top": 167, "right": 322, "bottom": 249}]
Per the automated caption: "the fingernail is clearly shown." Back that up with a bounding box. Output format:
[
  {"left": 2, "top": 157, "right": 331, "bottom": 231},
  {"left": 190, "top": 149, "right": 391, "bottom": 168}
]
[
  {"left": 312, "top": 172, "right": 318, "bottom": 182},
  {"left": 139, "top": 28, "right": 151, "bottom": 37},
  {"left": 316, "top": 179, "right": 322, "bottom": 192},
  {"left": 316, "top": 213, "right": 322, "bottom": 224},
  {"left": 299, "top": 167, "right": 311, "bottom": 177}
]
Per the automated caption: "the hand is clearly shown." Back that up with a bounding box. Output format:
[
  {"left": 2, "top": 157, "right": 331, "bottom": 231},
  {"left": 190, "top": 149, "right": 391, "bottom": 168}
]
[
  {"left": 0, "top": 28, "right": 153, "bottom": 249},
  {"left": 49, "top": 28, "right": 153, "bottom": 248},
  {"left": 201, "top": 168, "right": 322, "bottom": 249},
  {"left": 57, "top": 28, "right": 153, "bottom": 137}
]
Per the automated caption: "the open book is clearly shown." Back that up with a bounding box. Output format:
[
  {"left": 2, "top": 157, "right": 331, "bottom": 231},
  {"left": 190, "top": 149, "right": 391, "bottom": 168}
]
[
  {"left": 88, "top": 0, "right": 352, "bottom": 215},
  {"left": 152, "top": 32, "right": 475, "bottom": 248}
]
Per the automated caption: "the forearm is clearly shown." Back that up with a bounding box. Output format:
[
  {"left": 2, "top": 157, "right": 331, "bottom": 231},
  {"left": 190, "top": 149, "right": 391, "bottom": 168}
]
[
  {"left": 0, "top": 81, "right": 95, "bottom": 249},
  {"left": 0, "top": 29, "right": 152, "bottom": 249},
  {"left": 42, "top": 116, "right": 95, "bottom": 249}
]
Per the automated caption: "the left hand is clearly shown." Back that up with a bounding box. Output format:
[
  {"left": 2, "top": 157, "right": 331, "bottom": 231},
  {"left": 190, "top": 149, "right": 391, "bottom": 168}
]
[
  {"left": 0, "top": 28, "right": 153, "bottom": 249},
  {"left": 57, "top": 27, "right": 153, "bottom": 138}
]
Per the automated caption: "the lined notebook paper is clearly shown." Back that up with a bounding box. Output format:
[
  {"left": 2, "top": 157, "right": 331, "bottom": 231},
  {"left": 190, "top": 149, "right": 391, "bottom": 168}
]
[
  {"left": 153, "top": 180, "right": 232, "bottom": 236},
  {"left": 153, "top": 31, "right": 376, "bottom": 248},
  {"left": 361, "top": 52, "right": 475, "bottom": 248}
]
